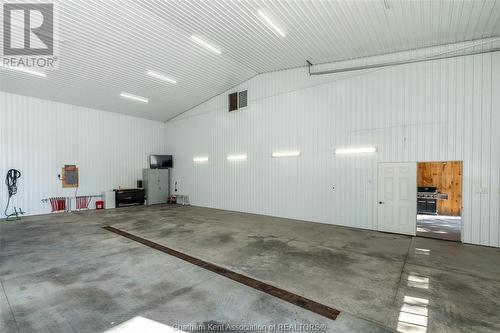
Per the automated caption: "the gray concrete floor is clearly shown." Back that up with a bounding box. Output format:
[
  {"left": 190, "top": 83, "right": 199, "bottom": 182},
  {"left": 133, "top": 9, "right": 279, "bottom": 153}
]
[
  {"left": 416, "top": 215, "right": 461, "bottom": 242},
  {"left": 1, "top": 205, "right": 499, "bottom": 333}
]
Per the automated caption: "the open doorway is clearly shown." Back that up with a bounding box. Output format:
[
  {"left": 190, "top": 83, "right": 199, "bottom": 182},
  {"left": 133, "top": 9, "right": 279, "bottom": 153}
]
[{"left": 416, "top": 161, "right": 462, "bottom": 242}]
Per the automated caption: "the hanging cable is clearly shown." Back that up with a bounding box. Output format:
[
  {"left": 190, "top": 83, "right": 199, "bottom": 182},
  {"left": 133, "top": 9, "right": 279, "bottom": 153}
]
[{"left": 4, "top": 169, "right": 24, "bottom": 221}]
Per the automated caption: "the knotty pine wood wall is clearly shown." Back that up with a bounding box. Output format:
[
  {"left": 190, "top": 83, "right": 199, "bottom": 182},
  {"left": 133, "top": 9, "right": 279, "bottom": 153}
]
[{"left": 418, "top": 161, "right": 462, "bottom": 216}]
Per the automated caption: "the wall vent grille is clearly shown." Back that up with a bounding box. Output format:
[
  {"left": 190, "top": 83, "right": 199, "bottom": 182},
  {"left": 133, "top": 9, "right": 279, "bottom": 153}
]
[
  {"left": 238, "top": 90, "right": 248, "bottom": 108},
  {"left": 228, "top": 90, "right": 248, "bottom": 112}
]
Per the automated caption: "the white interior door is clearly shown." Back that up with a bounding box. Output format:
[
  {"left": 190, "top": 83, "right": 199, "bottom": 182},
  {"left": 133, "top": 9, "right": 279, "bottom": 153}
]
[{"left": 377, "top": 162, "right": 417, "bottom": 236}]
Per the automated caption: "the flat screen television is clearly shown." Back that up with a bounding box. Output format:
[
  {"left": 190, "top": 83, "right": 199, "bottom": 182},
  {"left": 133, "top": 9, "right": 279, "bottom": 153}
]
[{"left": 149, "top": 155, "right": 173, "bottom": 169}]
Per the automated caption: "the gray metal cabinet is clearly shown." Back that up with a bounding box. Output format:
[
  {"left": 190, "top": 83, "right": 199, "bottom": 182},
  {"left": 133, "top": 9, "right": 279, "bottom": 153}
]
[{"left": 143, "top": 169, "right": 169, "bottom": 205}]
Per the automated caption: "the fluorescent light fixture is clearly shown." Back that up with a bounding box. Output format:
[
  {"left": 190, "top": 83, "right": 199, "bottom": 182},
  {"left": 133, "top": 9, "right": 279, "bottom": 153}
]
[
  {"left": 193, "top": 157, "right": 208, "bottom": 163},
  {"left": 258, "top": 10, "right": 286, "bottom": 37},
  {"left": 227, "top": 154, "right": 247, "bottom": 161},
  {"left": 147, "top": 70, "right": 177, "bottom": 84},
  {"left": 190, "top": 36, "right": 221, "bottom": 54},
  {"left": 1, "top": 64, "right": 46, "bottom": 77},
  {"left": 120, "top": 92, "right": 149, "bottom": 103},
  {"left": 335, "top": 147, "right": 377, "bottom": 154},
  {"left": 272, "top": 151, "right": 301, "bottom": 158}
]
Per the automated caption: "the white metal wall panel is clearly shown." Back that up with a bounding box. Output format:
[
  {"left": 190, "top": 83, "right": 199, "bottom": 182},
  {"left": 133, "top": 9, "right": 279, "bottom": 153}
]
[
  {"left": 0, "top": 92, "right": 168, "bottom": 216},
  {"left": 165, "top": 51, "right": 500, "bottom": 248}
]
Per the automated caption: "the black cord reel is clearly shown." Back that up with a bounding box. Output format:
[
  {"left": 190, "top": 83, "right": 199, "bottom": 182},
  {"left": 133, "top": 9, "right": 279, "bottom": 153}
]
[{"left": 4, "top": 169, "right": 24, "bottom": 221}]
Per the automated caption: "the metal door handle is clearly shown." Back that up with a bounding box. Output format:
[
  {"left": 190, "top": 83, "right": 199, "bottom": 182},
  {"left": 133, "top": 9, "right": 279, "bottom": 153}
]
[{"left": 378, "top": 201, "right": 384, "bottom": 204}]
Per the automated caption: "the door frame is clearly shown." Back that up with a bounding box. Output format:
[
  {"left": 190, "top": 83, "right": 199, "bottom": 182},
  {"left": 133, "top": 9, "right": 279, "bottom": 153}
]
[{"left": 415, "top": 160, "right": 463, "bottom": 242}]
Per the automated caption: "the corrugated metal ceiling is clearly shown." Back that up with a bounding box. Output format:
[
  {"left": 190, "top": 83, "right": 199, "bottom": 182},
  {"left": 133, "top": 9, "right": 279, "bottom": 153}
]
[{"left": 1, "top": 0, "right": 499, "bottom": 121}]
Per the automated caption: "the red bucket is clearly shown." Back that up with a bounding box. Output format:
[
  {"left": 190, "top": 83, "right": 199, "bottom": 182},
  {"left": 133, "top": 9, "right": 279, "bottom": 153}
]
[{"left": 95, "top": 200, "right": 104, "bottom": 210}]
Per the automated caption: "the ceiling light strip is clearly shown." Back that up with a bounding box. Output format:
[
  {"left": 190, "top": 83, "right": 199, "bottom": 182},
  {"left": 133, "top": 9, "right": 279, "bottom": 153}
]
[
  {"left": 190, "top": 36, "right": 222, "bottom": 54},
  {"left": 147, "top": 70, "right": 177, "bottom": 84},
  {"left": 193, "top": 157, "right": 209, "bottom": 163},
  {"left": 120, "top": 92, "right": 149, "bottom": 103},
  {"left": 1, "top": 64, "right": 46, "bottom": 77},
  {"left": 258, "top": 10, "right": 286, "bottom": 37}
]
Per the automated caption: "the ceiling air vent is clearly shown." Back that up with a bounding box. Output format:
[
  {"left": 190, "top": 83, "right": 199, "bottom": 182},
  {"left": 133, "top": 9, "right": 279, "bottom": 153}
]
[{"left": 228, "top": 90, "right": 248, "bottom": 112}]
